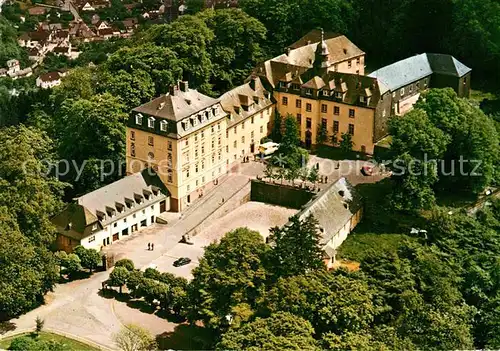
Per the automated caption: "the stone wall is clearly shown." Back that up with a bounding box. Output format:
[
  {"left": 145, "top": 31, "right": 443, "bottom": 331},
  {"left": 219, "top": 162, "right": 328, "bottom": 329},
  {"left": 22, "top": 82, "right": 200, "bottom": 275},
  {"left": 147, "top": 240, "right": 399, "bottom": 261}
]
[{"left": 250, "top": 180, "right": 315, "bottom": 209}]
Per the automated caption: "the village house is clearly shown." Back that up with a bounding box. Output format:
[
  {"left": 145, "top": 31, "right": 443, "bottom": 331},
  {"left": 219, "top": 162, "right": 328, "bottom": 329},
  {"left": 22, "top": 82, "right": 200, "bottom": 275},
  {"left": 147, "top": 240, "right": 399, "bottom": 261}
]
[
  {"left": 94, "top": 20, "right": 110, "bottom": 31},
  {"left": 121, "top": 18, "right": 138, "bottom": 33},
  {"left": 51, "top": 169, "right": 170, "bottom": 252},
  {"left": 52, "top": 29, "right": 70, "bottom": 44},
  {"left": 76, "top": 0, "right": 110, "bottom": 11},
  {"left": 18, "top": 30, "right": 52, "bottom": 48},
  {"left": 69, "top": 22, "right": 96, "bottom": 42},
  {"left": 219, "top": 76, "right": 274, "bottom": 166},
  {"left": 36, "top": 71, "right": 63, "bottom": 89},
  {"left": 27, "top": 47, "right": 41, "bottom": 61},
  {"left": 6, "top": 59, "right": 20, "bottom": 75},
  {"left": 53, "top": 44, "right": 72, "bottom": 57},
  {"left": 294, "top": 177, "right": 362, "bottom": 269},
  {"left": 127, "top": 81, "right": 228, "bottom": 212}
]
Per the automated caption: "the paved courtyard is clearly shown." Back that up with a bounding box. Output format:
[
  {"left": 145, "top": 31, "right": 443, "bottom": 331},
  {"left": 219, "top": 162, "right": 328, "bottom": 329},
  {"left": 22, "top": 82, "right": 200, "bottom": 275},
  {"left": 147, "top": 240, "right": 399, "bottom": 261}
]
[
  {"left": 2, "top": 157, "right": 386, "bottom": 349},
  {"left": 150, "top": 202, "right": 297, "bottom": 279}
]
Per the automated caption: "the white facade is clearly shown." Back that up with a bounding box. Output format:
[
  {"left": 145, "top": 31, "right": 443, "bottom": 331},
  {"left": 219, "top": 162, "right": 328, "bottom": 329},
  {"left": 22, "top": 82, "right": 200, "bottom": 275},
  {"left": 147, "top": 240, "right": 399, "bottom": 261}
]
[{"left": 81, "top": 200, "right": 163, "bottom": 251}]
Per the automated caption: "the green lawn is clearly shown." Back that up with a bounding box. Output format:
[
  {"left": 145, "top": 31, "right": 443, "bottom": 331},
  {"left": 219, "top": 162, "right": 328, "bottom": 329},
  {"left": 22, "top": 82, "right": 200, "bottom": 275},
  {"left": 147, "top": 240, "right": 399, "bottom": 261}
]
[
  {"left": 338, "top": 232, "right": 415, "bottom": 262},
  {"left": 0, "top": 331, "right": 99, "bottom": 350}
]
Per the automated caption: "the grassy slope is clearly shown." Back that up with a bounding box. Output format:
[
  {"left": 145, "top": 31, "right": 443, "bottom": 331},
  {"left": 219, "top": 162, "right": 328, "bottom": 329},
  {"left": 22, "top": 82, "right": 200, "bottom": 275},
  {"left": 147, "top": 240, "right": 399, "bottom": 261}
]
[{"left": 0, "top": 332, "right": 99, "bottom": 351}]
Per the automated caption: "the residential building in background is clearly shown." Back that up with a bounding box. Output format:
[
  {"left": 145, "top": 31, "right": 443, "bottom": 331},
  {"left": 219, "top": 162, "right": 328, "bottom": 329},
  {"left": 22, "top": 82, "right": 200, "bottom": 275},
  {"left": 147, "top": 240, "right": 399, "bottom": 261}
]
[{"left": 52, "top": 169, "right": 169, "bottom": 252}]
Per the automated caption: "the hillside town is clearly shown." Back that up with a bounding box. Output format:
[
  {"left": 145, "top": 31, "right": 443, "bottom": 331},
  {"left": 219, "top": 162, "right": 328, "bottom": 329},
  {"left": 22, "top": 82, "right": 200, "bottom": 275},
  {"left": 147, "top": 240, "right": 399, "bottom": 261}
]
[{"left": 0, "top": 0, "right": 499, "bottom": 350}]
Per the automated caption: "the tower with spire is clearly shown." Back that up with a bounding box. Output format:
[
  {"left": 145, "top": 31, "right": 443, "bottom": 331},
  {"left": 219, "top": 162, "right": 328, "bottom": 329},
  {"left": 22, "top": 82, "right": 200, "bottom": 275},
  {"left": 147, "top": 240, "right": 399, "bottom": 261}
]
[{"left": 315, "top": 28, "right": 330, "bottom": 69}]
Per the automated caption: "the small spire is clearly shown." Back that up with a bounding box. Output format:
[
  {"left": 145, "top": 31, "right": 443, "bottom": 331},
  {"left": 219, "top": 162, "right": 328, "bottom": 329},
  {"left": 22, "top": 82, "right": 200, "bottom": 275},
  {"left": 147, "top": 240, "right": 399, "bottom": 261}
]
[{"left": 321, "top": 28, "right": 324, "bottom": 43}]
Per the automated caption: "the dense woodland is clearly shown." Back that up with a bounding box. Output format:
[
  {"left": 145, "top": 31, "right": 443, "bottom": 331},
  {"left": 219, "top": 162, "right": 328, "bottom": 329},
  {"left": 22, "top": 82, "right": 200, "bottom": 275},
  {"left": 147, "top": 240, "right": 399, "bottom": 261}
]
[{"left": 0, "top": 1, "right": 499, "bottom": 349}]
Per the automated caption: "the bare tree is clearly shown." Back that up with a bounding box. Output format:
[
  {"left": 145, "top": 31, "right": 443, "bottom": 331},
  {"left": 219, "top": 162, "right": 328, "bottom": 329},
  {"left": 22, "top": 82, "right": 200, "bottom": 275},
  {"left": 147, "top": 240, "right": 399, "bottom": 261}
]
[{"left": 113, "top": 324, "right": 155, "bottom": 351}]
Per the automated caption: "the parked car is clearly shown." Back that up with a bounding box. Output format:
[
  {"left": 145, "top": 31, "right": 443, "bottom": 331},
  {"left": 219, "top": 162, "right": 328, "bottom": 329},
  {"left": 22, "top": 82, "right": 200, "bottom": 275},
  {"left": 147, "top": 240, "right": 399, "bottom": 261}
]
[
  {"left": 361, "top": 166, "right": 373, "bottom": 176},
  {"left": 173, "top": 257, "right": 191, "bottom": 267}
]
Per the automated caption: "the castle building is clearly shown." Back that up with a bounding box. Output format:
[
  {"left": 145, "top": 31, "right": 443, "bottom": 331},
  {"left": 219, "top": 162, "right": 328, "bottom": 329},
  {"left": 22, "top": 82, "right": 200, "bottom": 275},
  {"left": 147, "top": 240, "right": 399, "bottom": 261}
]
[{"left": 253, "top": 30, "right": 471, "bottom": 154}]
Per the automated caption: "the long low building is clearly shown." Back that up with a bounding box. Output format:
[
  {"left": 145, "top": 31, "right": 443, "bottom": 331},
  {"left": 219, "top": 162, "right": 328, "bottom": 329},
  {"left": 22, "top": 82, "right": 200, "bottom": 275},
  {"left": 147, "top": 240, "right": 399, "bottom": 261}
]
[
  {"left": 295, "top": 177, "right": 363, "bottom": 268},
  {"left": 52, "top": 169, "right": 170, "bottom": 252}
]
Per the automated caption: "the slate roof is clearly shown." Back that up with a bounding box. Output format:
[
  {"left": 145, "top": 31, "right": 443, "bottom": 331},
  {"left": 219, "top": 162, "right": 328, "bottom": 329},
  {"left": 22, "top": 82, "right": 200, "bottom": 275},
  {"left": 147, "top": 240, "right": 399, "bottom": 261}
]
[
  {"left": 133, "top": 85, "right": 219, "bottom": 122},
  {"left": 51, "top": 169, "right": 169, "bottom": 240},
  {"left": 219, "top": 76, "right": 274, "bottom": 128},
  {"left": 369, "top": 53, "right": 471, "bottom": 93},
  {"left": 295, "top": 177, "right": 362, "bottom": 246},
  {"left": 288, "top": 29, "right": 341, "bottom": 49},
  {"left": 253, "top": 30, "right": 364, "bottom": 88}
]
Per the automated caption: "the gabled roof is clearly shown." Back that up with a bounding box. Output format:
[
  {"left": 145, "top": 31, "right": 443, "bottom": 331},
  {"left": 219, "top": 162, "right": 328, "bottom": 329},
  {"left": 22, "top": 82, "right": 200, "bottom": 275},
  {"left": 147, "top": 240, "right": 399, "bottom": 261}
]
[
  {"left": 287, "top": 29, "right": 341, "bottom": 49},
  {"left": 368, "top": 53, "right": 432, "bottom": 93},
  {"left": 302, "top": 76, "right": 325, "bottom": 90},
  {"left": 427, "top": 53, "right": 471, "bottom": 77},
  {"left": 295, "top": 177, "right": 362, "bottom": 245},
  {"left": 38, "top": 71, "right": 61, "bottom": 82},
  {"left": 52, "top": 169, "right": 170, "bottom": 240},
  {"left": 368, "top": 53, "right": 471, "bottom": 93},
  {"left": 133, "top": 86, "right": 219, "bottom": 122}
]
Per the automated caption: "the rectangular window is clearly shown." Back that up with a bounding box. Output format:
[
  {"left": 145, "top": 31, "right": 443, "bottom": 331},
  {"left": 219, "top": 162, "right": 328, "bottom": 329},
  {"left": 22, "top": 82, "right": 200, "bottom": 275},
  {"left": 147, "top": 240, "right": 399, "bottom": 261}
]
[
  {"left": 148, "top": 117, "right": 154, "bottom": 128},
  {"left": 234, "top": 140, "right": 237, "bottom": 148},
  {"left": 167, "top": 170, "right": 173, "bottom": 183},
  {"left": 167, "top": 141, "right": 172, "bottom": 150},
  {"left": 356, "top": 57, "right": 360, "bottom": 65},
  {"left": 148, "top": 136, "right": 154, "bottom": 146},
  {"left": 260, "top": 126, "right": 264, "bottom": 133},
  {"left": 400, "top": 87, "right": 405, "bottom": 96},
  {"left": 349, "top": 109, "right": 355, "bottom": 118},
  {"left": 334, "top": 106, "right": 340, "bottom": 115},
  {"left": 306, "top": 103, "right": 312, "bottom": 112},
  {"left": 131, "top": 143, "right": 135, "bottom": 156},
  {"left": 211, "top": 125, "right": 215, "bottom": 134},
  {"left": 321, "top": 118, "right": 327, "bottom": 129},
  {"left": 234, "top": 126, "right": 237, "bottom": 134},
  {"left": 321, "top": 104, "right": 327, "bottom": 113},
  {"left": 306, "top": 118, "right": 312, "bottom": 129},
  {"left": 296, "top": 99, "right": 302, "bottom": 108},
  {"left": 282, "top": 96, "right": 288, "bottom": 105},
  {"left": 333, "top": 121, "right": 339, "bottom": 133},
  {"left": 130, "top": 131, "right": 135, "bottom": 140},
  {"left": 251, "top": 116, "right": 254, "bottom": 124},
  {"left": 348, "top": 123, "right": 355, "bottom": 135},
  {"left": 242, "top": 121, "right": 245, "bottom": 130},
  {"left": 348, "top": 60, "right": 352, "bottom": 68},
  {"left": 251, "top": 131, "right": 254, "bottom": 139},
  {"left": 202, "top": 145, "right": 205, "bottom": 154},
  {"left": 306, "top": 89, "right": 312, "bottom": 95},
  {"left": 88, "top": 235, "right": 95, "bottom": 243},
  {"left": 135, "top": 114, "right": 142, "bottom": 125},
  {"left": 242, "top": 136, "right": 245, "bottom": 143},
  {"left": 160, "top": 121, "right": 168, "bottom": 132},
  {"left": 297, "top": 114, "right": 302, "bottom": 125}
]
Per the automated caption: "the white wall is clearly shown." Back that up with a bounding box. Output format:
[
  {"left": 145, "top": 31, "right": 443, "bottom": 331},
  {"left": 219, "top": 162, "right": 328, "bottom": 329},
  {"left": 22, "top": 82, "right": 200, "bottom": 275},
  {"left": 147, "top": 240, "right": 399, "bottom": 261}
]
[{"left": 81, "top": 201, "right": 164, "bottom": 251}]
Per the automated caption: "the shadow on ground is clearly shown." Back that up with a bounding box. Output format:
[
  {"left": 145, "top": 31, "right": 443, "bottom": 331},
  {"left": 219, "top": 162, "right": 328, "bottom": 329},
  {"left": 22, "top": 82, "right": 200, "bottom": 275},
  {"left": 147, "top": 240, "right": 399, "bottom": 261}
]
[{"left": 156, "top": 324, "right": 215, "bottom": 350}]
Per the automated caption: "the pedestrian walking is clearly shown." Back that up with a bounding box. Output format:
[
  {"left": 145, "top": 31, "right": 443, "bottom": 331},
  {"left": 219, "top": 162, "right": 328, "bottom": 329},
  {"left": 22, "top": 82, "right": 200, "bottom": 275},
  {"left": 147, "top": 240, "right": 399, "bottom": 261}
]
[
  {"left": 148, "top": 243, "right": 151, "bottom": 251},
  {"left": 151, "top": 243, "right": 154, "bottom": 251}
]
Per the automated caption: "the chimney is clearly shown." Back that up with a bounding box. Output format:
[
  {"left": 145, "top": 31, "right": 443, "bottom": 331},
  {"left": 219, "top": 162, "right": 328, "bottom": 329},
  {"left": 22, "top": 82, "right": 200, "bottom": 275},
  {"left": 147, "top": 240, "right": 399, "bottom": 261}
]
[
  {"left": 179, "top": 81, "right": 188, "bottom": 92},
  {"left": 286, "top": 47, "right": 291, "bottom": 55},
  {"left": 249, "top": 76, "right": 257, "bottom": 90},
  {"left": 307, "top": 40, "right": 311, "bottom": 45},
  {"left": 169, "top": 84, "right": 178, "bottom": 96}
]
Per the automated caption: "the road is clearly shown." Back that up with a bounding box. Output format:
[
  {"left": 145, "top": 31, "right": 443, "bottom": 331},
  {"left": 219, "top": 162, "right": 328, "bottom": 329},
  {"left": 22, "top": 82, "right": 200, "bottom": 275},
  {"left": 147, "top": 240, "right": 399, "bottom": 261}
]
[{"left": 1, "top": 158, "right": 385, "bottom": 349}]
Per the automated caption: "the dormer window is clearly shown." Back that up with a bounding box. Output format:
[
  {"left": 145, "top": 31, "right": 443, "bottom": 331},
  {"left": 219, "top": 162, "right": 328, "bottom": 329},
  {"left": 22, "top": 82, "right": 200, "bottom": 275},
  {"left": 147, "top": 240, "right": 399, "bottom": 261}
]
[
  {"left": 191, "top": 117, "right": 197, "bottom": 127},
  {"left": 322, "top": 90, "right": 329, "bottom": 96},
  {"left": 400, "top": 87, "right": 405, "bottom": 96},
  {"left": 106, "top": 206, "right": 116, "bottom": 217},
  {"left": 335, "top": 92, "right": 343, "bottom": 99},
  {"left": 148, "top": 116, "right": 155, "bottom": 128},
  {"left": 125, "top": 198, "right": 134, "bottom": 209},
  {"left": 135, "top": 113, "right": 143, "bottom": 125},
  {"left": 212, "top": 107, "right": 217, "bottom": 116},
  {"left": 205, "top": 111, "right": 210, "bottom": 120},
  {"left": 292, "top": 84, "right": 300, "bottom": 90},
  {"left": 253, "top": 97, "right": 259, "bottom": 104},
  {"left": 306, "top": 88, "right": 313, "bottom": 95},
  {"left": 279, "top": 81, "right": 285, "bottom": 88},
  {"left": 134, "top": 193, "right": 143, "bottom": 204},
  {"left": 92, "top": 223, "right": 98, "bottom": 230},
  {"left": 96, "top": 210, "right": 106, "bottom": 221},
  {"left": 160, "top": 120, "right": 168, "bottom": 132},
  {"left": 360, "top": 96, "right": 365, "bottom": 103},
  {"left": 115, "top": 202, "right": 125, "bottom": 213},
  {"left": 143, "top": 189, "right": 151, "bottom": 200}
]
